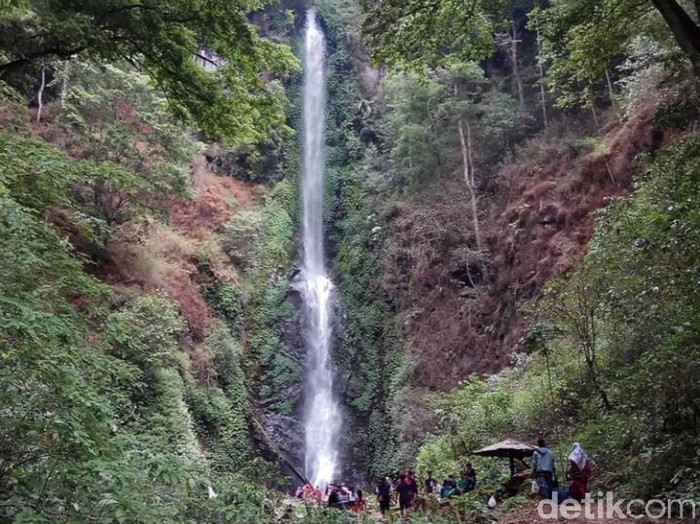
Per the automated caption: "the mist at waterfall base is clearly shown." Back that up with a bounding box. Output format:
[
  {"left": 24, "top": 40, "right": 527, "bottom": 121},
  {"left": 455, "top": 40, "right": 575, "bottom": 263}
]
[{"left": 301, "top": 10, "right": 341, "bottom": 490}]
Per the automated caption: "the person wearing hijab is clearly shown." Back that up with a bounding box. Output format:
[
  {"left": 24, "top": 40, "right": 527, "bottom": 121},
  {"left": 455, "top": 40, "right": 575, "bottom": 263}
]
[{"left": 567, "top": 442, "right": 592, "bottom": 501}]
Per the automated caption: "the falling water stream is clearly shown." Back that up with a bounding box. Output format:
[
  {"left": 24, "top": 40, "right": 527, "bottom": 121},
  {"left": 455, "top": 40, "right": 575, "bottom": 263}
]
[{"left": 302, "top": 9, "right": 340, "bottom": 490}]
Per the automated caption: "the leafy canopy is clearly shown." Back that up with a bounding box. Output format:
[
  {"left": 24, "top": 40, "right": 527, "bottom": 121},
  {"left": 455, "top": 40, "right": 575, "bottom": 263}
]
[
  {"left": 360, "top": 0, "right": 511, "bottom": 69},
  {"left": 0, "top": 0, "right": 299, "bottom": 144},
  {"left": 531, "top": 0, "right": 700, "bottom": 106}
]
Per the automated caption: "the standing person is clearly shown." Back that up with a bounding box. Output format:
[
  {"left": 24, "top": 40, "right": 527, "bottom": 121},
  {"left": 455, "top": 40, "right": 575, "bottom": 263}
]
[
  {"left": 567, "top": 442, "right": 592, "bottom": 502},
  {"left": 532, "top": 438, "right": 556, "bottom": 499},
  {"left": 376, "top": 477, "right": 392, "bottom": 516},
  {"left": 395, "top": 473, "right": 413, "bottom": 518},
  {"left": 407, "top": 470, "right": 418, "bottom": 500},
  {"left": 424, "top": 471, "right": 437, "bottom": 494},
  {"left": 464, "top": 463, "right": 476, "bottom": 492},
  {"left": 303, "top": 483, "right": 314, "bottom": 501}
]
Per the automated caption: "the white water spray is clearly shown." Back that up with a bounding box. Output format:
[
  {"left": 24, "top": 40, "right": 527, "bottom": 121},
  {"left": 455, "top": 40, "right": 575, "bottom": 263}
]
[{"left": 302, "top": 9, "right": 340, "bottom": 489}]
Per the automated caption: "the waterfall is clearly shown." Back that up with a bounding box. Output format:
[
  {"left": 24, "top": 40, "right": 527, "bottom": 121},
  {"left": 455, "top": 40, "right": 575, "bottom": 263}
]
[{"left": 302, "top": 9, "right": 340, "bottom": 489}]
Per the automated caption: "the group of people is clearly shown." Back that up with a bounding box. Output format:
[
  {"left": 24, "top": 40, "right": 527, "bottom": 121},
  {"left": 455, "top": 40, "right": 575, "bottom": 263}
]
[
  {"left": 294, "top": 439, "right": 592, "bottom": 517},
  {"left": 373, "top": 465, "right": 477, "bottom": 518},
  {"left": 428, "top": 463, "right": 477, "bottom": 499},
  {"left": 375, "top": 471, "right": 417, "bottom": 518},
  {"left": 295, "top": 482, "right": 367, "bottom": 512},
  {"left": 532, "top": 439, "right": 592, "bottom": 502}
]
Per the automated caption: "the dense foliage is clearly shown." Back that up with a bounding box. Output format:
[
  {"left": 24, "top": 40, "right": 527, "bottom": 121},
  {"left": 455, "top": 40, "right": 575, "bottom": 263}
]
[
  {"left": 0, "top": 0, "right": 298, "bottom": 144},
  {"left": 0, "top": 8, "right": 298, "bottom": 514},
  {"left": 360, "top": 0, "right": 510, "bottom": 69},
  {"left": 2, "top": 0, "right": 700, "bottom": 521},
  {"left": 350, "top": 0, "right": 700, "bottom": 508},
  {"left": 416, "top": 136, "right": 700, "bottom": 501}
]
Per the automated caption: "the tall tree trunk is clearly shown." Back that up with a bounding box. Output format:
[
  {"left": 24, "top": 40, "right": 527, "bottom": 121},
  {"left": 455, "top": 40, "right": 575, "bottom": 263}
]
[
  {"left": 536, "top": 33, "right": 549, "bottom": 129},
  {"left": 651, "top": 0, "right": 700, "bottom": 76},
  {"left": 36, "top": 67, "right": 46, "bottom": 124},
  {"left": 572, "top": 282, "right": 612, "bottom": 412},
  {"left": 458, "top": 118, "right": 483, "bottom": 253},
  {"left": 511, "top": 20, "right": 526, "bottom": 112},
  {"left": 589, "top": 88, "right": 600, "bottom": 128},
  {"left": 60, "top": 60, "right": 71, "bottom": 109},
  {"left": 605, "top": 68, "right": 617, "bottom": 109}
]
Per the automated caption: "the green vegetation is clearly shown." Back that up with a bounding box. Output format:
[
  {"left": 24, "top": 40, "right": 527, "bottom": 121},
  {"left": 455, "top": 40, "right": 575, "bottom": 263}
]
[
  {"left": 415, "top": 137, "right": 700, "bottom": 500},
  {"left": 0, "top": 2, "right": 299, "bottom": 514},
  {"left": 238, "top": 178, "right": 299, "bottom": 414},
  {"left": 1, "top": 0, "right": 700, "bottom": 520},
  {"left": 360, "top": 0, "right": 512, "bottom": 70},
  {"left": 0, "top": 186, "right": 267, "bottom": 519},
  {"left": 0, "top": 0, "right": 298, "bottom": 144},
  {"left": 349, "top": 0, "right": 700, "bottom": 507},
  {"left": 531, "top": 0, "right": 700, "bottom": 105}
]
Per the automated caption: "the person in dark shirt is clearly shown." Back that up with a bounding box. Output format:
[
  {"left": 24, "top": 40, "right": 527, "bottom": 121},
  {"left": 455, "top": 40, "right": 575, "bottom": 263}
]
[
  {"left": 376, "top": 477, "right": 392, "bottom": 515},
  {"left": 407, "top": 470, "right": 418, "bottom": 498},
  {"left": 327, "top": 487, "right": 340, "bottom": 509},
  {"left": 424, "top": 471, "right": 437, "bottom": 494},
  {"left": 440, "top": 475, "right": 458, "bottom": 498},
  {"left": 460, "top": 463, "right": 476, "bottom": 492},
  {"left": 396, "top": 473, "right": 413, "bottom": 518}
]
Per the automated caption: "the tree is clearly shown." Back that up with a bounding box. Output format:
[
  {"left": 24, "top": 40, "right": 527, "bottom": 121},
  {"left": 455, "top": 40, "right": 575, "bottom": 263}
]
[
  {"left": 586, "top": 136, "right": 700, "bottom": 435},
  {"left": 651, "top": 0, "right": 700, "bottom": 73},
  {"left": 544, "top": 277, "right": 612, "bottom": 412},
  {"left": 531, "top": 0, "right": 700, "bottom": 106},
  {"left": 0, "top": 0, "right": 298, "bottom": 144},
  {"left": 360, "top": 0, "right": 511, "bottom": 69},
  {"left": 447, "top": 63, "right": 489, "bottom": 253}
]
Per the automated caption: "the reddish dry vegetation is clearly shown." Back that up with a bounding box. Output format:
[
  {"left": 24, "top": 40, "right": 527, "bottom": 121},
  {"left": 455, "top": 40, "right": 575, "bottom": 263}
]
[
  {"left": 170, "top": 154, "right": 262, "bottom": 238},
  {"left": 101, "top": 156, "right": 260, "bottom": 341},
  {"left": 12, "top": 101, "right": 259, "bottom": 363},
  {"left": 384, "top": 109, "right": 660, "bottom": 389},
  {"left": 99, "top": 222, "right": 214, "bottom": 340}
]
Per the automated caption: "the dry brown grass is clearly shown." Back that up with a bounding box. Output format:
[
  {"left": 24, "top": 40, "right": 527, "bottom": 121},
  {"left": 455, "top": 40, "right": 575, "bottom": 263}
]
[
  {"left": 171, "top": 158, "right": 263, "bottom": 239},
  {"left": 382, "top": 106, "right": 664, "bottom": 389},
  {"left": 102, "top": 220, "right": 214, "bottom": 340}
]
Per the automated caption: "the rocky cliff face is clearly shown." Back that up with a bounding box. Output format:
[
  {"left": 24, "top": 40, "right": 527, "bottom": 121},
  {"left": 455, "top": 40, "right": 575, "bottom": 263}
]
[{"left": 257, "top": 281, "right": 306, "bottom": 472}]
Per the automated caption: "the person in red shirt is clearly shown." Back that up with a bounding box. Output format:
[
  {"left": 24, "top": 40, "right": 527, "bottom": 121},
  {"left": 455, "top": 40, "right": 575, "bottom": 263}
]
[{"left": 302, "top": 483, "right": 313, "bottom": 501}]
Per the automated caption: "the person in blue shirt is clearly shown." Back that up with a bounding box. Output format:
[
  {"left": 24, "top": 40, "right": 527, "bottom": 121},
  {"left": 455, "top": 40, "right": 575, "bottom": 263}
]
[{"left": 532, "top": 438, "right": 556, "bottom": 498}]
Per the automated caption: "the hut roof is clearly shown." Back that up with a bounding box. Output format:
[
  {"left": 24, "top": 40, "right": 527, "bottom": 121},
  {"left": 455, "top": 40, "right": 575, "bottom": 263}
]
[{"left": 472, "top": 439, "right": 537, "bottom": 459}]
